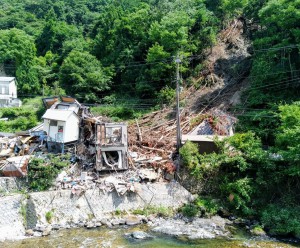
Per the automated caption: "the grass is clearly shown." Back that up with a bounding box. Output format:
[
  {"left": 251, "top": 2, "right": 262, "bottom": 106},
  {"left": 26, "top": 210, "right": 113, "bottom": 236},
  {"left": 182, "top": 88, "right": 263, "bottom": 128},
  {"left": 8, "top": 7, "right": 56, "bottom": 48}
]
[
  {"left": 132, "top": 205, "right": 173, "bottom": 217},
  {"left": 45, "top": 210, "right": 54, "bottom": 223},
  {"left": 20, "top": 202, "right": 27, "bottom": 227}
]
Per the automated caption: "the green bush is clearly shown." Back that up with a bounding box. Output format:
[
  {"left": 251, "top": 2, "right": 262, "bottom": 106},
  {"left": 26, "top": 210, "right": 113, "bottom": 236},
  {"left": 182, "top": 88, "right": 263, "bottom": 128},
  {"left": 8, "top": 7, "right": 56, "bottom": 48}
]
[
  {"left": 91, "top": 105, "right": 146, "bottom": 121},
  {"left": 220, "top": 178, "right": 254, "bottom": 215},
  {"left": 45, "top": 210, "right": 54, "bottom": 223},
  {"left": 0, "top": 97, "right": 44, "bottom": 132},
  {"left": 261, "top": 205, "right": 300, "bottom": 237},
  {"left": 179, "top": 141, "right": 201, "bottom": 171},
  {"left": 196, "top": 197, "right": 220, "bottom": 216},
  {"left": 28, "top": 154, "right": 70, "bottom": 191},
  {"left": 132, "top": 205, "right": 173, "bottom": 217},
  {"left": 181, "top": 203, "right": 199, "bottom": 217},
  {"left": 157, "top": 86, "right": 176, "bottom": 105}
]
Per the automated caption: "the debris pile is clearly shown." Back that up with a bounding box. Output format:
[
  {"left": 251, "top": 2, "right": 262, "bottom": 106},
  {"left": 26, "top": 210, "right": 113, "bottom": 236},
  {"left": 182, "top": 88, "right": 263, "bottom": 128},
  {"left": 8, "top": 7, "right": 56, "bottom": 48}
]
[
  {"left": 53, "top": 166, "right": 160, "bottom": 196},
  {"left": 0, "top": 95, "right": 236, "bottom": 196},
  {"left": 190, "top": 109, "right": 237, "bottom": 136},
  {"left": 0, "top": 133, "right": 47, "bottom": 177},
  {"left": 127, "top": 108, "right": 236, "bottom": 174},
  {"left": 127, "top": 109, "right": 189, "bottom": 171}
]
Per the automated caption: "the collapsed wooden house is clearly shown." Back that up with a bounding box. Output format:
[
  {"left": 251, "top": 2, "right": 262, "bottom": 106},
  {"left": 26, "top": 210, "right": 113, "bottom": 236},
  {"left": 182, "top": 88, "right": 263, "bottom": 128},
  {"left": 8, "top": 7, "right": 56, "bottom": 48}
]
[
  {"left": 182, "top": 109, "right": 236, "bottom": 154},
  {"left": 41, "top": 96, "right": 129, "bottom": 170},
  {"left": 77, "top": 117, "right": 128, "bottom": 171}
]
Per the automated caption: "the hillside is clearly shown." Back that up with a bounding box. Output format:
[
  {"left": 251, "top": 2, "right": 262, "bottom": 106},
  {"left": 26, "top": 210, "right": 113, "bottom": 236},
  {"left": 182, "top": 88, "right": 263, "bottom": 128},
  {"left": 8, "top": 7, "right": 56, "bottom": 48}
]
[{"left": 0, "top": 0, "right": 300, "bottom": 239}]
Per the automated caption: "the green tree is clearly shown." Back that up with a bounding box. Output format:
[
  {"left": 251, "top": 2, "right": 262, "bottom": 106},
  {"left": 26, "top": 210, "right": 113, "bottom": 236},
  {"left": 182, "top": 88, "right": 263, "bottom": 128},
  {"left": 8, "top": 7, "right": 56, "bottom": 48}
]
[
  {"left": 59, "top": 50, "right": 112, "bottom": 102},
  {"left": 36, "top": 10, "right": 81, "bottom": 56},
  {"left": 0, "top": 28, "right": 40, "bottom": 93}
]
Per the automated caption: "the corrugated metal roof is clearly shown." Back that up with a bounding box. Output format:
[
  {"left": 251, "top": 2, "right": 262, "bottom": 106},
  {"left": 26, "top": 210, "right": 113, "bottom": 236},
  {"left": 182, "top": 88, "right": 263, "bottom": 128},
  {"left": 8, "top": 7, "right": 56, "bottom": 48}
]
[
  {"left": 0, "top": 77, "right": 15, "bottom": 82},
  {"left": 42, "top": 109, "right": 78, "bottom": 121}
]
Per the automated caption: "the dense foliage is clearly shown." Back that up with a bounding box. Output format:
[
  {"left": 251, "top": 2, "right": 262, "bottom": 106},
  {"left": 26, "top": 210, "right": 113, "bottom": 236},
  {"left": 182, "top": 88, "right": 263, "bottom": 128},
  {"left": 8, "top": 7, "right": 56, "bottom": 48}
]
[
  {"left": 0, "top": 97, "right": 43, "bottom": 132},
  {"left": 180, "top": 103, "right": 300, "bottom": 237},
  {"left": 0, "top": 0, "right": 217, "bottom": 104}
]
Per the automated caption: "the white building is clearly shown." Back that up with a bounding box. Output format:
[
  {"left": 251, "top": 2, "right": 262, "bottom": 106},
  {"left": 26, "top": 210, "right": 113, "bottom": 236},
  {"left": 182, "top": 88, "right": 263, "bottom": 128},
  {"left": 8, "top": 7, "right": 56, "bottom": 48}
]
[
  {"left": 0, "top": 77, "right": 22, "bottom": 107},
  {"left": 42, "top": 97, "right": 80, "bottom": 144}
]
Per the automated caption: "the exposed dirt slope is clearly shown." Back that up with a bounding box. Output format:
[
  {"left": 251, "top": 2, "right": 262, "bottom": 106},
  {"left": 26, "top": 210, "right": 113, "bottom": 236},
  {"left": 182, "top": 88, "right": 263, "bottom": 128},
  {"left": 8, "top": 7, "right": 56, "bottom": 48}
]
[{"left": 128, "top": 19, "right": 252, "bottom": 173}]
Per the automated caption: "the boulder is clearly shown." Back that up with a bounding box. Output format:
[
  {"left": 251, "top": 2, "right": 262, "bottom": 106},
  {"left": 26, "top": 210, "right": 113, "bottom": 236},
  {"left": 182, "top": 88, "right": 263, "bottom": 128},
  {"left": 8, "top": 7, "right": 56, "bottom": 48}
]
[
  {"left": 42, "top": 226, "right": 52, "bottom": 236},
  {"left": 125, "top": 216, "right": 141, "bottom": 226},
  {"left": 111, "top": 219, "right": 122, "bottom": 226},
  {"left": 250, "top": 226, "right": 267, "bottom": 236},
  {"left": 95, "top": 222, "right": 102, "bottom": 227},
  {"left": 152, "top": 216, "right": 231, "bottom": 240},
  {"left": 52, "top": 224, "right": 61, "bottom": 230},
  {"left": 86, "top": 222, "right": 95, "bottom": 229},
  {"left": 100, "top": 218, "right": 112, "bottom": 227},
  {"left": 25, "top": 229, "right": 34, "bottom": 236},
  {"left": 131, "top": 231, "right": 154, "bottom": 240},
  {"left": 33, "top": 224, "right": 46, "bottom": 232}
]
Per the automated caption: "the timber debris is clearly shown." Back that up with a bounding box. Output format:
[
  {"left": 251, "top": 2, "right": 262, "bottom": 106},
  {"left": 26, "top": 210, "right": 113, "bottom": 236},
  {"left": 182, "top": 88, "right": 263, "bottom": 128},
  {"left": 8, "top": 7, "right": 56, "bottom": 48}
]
[{"left": 0, "top": 96, "right": 236, "bottom": 195}]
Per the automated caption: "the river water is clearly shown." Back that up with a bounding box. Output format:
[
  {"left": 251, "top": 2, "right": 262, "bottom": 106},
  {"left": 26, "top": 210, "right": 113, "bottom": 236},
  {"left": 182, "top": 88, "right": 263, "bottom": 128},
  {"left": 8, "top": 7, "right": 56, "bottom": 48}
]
[{"left": 2, "top": 226, "right": 299, "bottom": 248}]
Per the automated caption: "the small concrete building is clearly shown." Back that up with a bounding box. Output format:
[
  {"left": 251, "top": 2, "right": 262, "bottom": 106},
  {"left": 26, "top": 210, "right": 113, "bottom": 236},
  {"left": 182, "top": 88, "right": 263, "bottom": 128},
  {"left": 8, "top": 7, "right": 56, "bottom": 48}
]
[
  {"left": 182, "top": 109, "right": 236, "bottom": 154},
  {"left": 0, "top": 77, "right": 22, "bottom": 107},
  {"left": 42, "top": 97, "right": 80, "bottom": 144}
]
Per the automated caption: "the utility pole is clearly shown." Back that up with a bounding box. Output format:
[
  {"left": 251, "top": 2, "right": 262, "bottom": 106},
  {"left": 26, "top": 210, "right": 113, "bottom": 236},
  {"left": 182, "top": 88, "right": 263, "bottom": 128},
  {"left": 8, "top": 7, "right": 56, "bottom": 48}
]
[{"left": 175, "top": 56, "right": 182, "bottom": 154}]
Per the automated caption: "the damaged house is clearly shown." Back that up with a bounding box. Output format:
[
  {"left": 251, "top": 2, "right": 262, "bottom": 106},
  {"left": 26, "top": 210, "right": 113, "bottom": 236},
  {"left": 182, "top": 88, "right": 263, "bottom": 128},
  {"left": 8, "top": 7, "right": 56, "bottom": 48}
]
[
  {"left": 77, "top": 118, "right": 128, "bottom": 171},
  {"left": 41, "top": 96, "right": 128, "bottom": 170},
  {"left": 42, "top": 96, "right": 81, "bottom": 152},
  {"left": 182, "top": 109, "right": 236, "bottom": 154}
]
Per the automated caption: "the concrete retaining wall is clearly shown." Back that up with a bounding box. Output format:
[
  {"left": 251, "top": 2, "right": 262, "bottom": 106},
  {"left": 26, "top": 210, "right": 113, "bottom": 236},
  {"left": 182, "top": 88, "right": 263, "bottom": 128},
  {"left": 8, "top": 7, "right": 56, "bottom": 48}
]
[
  {"left": 0, "top": 194, "right": 26, "bottom": 241},
  {"left": 0, "top": 177, "right": 26, "bottom": 194},
  {"left": 0, "top": 182, "right": 191, "bottom": 241}
]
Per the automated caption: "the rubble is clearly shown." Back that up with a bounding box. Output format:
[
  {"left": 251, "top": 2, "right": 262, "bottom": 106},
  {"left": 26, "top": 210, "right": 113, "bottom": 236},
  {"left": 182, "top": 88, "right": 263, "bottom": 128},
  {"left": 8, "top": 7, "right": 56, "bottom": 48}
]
[
  {"left": 1, "top": 155, "right": 32, "bottom": 177},
  {"left": 0, "top": 95, "right": 236, "bottom": 197}
]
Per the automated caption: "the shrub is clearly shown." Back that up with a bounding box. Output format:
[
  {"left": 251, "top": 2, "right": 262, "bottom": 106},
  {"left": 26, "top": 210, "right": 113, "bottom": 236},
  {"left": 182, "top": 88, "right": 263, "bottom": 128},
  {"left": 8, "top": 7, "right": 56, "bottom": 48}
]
[
  {"left": 45, "top": 210, "right": 54, "bottom": 223},
  {"left": 132, "top": 205, "right": 173, "bottom": 217},
  {"left": 179, "top": 141, "right": 201, "bottom": 171},
  {"left": 181, "top": 203, "right": 199, "bottom": 217},
  {"left": 91, "top": 105, "right": 145, "bottom": 121},
  {"left": 28, "top": 154, "right": 70, "bottom": 191},
  {"left": 220, "top": 178, "right": 254, "bottom": 216},
  {"left": 157, "top": 86, "right": 176, "bottom": 105},
  {"left": 261, "top": 205, "right": 300, "bottom": 237},
  {"left": 195, "top": 197, "right": 220, "bottom": 216}
]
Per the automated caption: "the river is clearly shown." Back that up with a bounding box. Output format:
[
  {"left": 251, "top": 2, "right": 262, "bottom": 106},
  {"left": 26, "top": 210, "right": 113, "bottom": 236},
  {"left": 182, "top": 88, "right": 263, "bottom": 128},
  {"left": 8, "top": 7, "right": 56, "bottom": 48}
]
[{"left": 2, "top": 225, "right": 299, "bottom": 248}]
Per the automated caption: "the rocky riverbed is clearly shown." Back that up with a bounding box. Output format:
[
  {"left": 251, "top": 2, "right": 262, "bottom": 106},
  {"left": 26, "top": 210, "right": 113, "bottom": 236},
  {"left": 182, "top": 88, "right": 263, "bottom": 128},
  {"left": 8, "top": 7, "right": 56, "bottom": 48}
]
[
  {"left": 2, "top": 221, "right": 297, "bottom": 248},
  {"left": 20, "top": 214, "right": 233, "bottom": 240},
  {"left": 151, "top": 216, "right": 231, "bottom": 240}
]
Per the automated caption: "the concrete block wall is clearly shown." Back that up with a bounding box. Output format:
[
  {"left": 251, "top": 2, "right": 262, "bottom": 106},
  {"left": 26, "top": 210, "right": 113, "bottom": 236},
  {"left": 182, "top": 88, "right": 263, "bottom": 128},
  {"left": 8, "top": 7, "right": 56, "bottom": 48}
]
[{"left": 0, "top": 182, "right": 191, "bottom": 241}]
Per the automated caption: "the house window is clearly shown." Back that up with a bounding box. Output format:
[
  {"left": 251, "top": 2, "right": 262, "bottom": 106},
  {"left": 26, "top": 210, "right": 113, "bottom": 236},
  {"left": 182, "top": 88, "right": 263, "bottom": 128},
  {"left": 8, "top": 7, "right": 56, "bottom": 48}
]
[
  {"left": 50, "top": 120, "right": 57, "bottom": 126},
  {"left": 1, "top": 86, "right": 8, "bottom": 94},
  {"left": 58, "top": 126, "right": 64, "bottom": 132},
  {"left": 105, "top": 127, "right": 122, "bottom": 144},
  {"left": 56, "top": 104, "right": 70, "bottom": 110}
]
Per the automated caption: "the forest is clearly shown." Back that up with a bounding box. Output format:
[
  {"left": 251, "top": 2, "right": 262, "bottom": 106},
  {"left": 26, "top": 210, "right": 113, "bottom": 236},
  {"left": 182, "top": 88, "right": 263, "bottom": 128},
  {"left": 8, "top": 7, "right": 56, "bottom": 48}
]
[{"left": 0, "top": 0, "right": 299, "bottom": 238}]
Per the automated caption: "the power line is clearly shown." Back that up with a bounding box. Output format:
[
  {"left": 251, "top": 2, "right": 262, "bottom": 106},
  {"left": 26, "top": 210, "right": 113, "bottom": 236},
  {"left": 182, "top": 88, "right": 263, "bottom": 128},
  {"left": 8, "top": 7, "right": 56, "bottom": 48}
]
[
  {"left": 246, "top": 77, "right": 300, "bottom": 92},
  {"left": 253, "top": 44, "right": 299, "bottom": 52}
]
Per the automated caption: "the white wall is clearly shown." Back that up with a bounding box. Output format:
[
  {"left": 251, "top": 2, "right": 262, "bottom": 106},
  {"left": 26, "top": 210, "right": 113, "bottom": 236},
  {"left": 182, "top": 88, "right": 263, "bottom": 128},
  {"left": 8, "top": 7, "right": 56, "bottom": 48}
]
[
  {"left": 0, "top": 80, "right": 17, "bottom": 98},
  {"left": 43, "top": 119, "right": 50, "bottom": 138},
  {"left": 43, "top": 114, "right": 79, "bottom": 143},
  {"left": 9, "top": 80, "right": 17, "bottom": 98},
  {"left": 64, "top": 114, "right": 79, "bottom": 143},
  {"left": 43, "top": 120, "right": 66, "bottom": 142}
]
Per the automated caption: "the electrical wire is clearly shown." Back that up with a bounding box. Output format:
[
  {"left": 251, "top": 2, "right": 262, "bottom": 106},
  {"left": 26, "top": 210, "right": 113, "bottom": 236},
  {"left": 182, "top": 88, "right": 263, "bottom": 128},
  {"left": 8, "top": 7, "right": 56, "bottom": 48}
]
[
  {"left": 246, "top": 77, "right": 300, "bottom": 92},
  {"left": 253, "top": 44, "right": 299, "bottom": 52}
]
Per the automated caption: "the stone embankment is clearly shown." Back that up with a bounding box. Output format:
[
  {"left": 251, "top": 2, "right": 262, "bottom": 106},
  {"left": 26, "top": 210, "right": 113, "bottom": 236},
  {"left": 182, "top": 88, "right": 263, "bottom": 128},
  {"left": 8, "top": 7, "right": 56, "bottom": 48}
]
[
  {"left": 0, "top": 181, "right": 191, "bottom": 241},
  {"left": 151, "top": 216, "right": 232, "bottom": 239}
]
